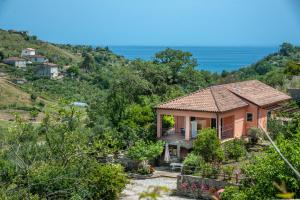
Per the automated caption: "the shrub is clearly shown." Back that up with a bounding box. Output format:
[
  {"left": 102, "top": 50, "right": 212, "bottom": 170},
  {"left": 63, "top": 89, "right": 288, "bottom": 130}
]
[
  {"left": 267, "top": 118, "right": 286, "bottom": 140},
  {"left": 221, "top": 186, "right": 247, "bottom": 200},
  {"left": 30, "top": 93, "right": 38, "bottom": 101},
  {"left": 223, "top": 139, "right": 246, "bottom": 161},
  {"left": 37, "top": 101, "right": 45, "bottom": 108},
  {"left": 162, "top": 115, "right": 175, "bottom": 128},
  {"left": 183, "top": 153, "right": 205, "bottom": 175},
  {"left": 247, "top": 127, "right": 263, "bottom": 145},
  {"left": 222, "top": 165, "right": 234, "bottom": 180},
  {"left": 200, "top": 163, "right": 219, "bottom": 178},
  {"left": 183, "top": 153, "right": 203, "bottom": 167},
  {"left": 193, "top": 128, "right": 224, "bottom": 163}
]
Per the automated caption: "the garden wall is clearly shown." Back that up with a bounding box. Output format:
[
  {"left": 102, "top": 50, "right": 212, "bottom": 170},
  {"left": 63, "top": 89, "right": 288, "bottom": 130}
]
[{"left": 176, "top": 175, "right": 233, "bottom": 199}]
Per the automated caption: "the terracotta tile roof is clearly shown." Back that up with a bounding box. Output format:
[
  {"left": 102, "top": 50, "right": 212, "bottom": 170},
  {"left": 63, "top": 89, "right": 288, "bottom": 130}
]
[
  {"left": 157, "top": 88, "right": 219, "bottom": 112},
  {"left": 39, "top": 63, "right": 58, "bottom": 68},
  {"left": 224, "top": 80, "right": 292, "bottom": 107},
  {"left": 156, "top": 80, "right": 291, "bottom": 112}
]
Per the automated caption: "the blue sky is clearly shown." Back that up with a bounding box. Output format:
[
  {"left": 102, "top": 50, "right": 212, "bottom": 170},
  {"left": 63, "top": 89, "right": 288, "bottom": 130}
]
[{"left": 0, "top": 0, "right": 299, "bottom": 46}]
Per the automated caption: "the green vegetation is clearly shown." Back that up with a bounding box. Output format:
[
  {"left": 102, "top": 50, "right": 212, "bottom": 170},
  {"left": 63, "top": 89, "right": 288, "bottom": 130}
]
[
  {"left": 162, "top": 115, "right": 175, "bottom": 129},
  {"left": 193, "top": 128, "right": 224, "bottom": 163},
  {"left": 0, "top": 29, "right": 80, "bottom": 65},
  {"left": 221, "top": 113, "right": 300, "bottom": 199},
  {"left": 1, "top": 29, "right": 300, "bottom": 199},
  {"left": 222, "top": 139, "right": 246, "bottom": 161},
  {"left": 0, "top": 106, "right": 127, "bottom": 199}
]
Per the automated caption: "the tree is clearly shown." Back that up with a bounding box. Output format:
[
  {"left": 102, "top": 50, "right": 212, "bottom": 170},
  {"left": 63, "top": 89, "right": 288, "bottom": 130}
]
[
  {"left": 193, "top": 128, "right": 224, "bottom": 163},
  {"left": 66, "top": 65, "right": 80, "bottom": 77},
  {"left": 284, "top": 61, "right": 300, "bottom": 76},
  {"left": 154, "top": 48, "right": 197, "bottom": 84},
  {"left": 0, "top": 106, "right": 127, "bottom": 199},
  {"left": 222, "top": 134, "right": 300, "bottom": 199},
  {"left": 127, "top": 140, "right": 164, "bottom": 162},
  {"left": 80, "top": 53, "right": 96, "bottom": 72},
  {"left": 279, "top": 43, "right": 296, "bottom": 56}
]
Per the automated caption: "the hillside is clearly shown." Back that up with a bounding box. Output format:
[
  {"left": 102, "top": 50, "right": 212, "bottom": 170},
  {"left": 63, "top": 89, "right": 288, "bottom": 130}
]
[
  {"left": 219, "top": 43, "right": 300, "bottom": 89},
  {"left": 0, "top": 78, "right": 32, "bottom": 107},
  {"left": 0, "top": 29, "right": 81, "bottom": 65}
]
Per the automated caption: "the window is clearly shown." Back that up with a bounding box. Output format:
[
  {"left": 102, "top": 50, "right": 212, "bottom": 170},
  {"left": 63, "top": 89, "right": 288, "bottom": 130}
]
[{"left": 246, "top": 113, "right": 253, "bottom": 122}]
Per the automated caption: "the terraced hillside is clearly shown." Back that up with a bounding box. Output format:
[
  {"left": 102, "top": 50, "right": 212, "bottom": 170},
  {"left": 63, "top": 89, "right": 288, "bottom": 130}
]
[{"left": 0, "top": 29, "right": 81, "bottom": 65}]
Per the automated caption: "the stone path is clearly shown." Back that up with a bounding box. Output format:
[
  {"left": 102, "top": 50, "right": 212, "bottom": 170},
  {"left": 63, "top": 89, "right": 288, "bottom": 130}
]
[
  {"left": 120, "top": 177, "right": 191, "bottom": 200},
  {"left": 120, "top": 170, "right": 192, "bottom": 200}
]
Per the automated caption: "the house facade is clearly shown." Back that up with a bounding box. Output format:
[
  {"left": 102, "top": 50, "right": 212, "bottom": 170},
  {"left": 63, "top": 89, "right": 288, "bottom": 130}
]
[
  {"left": 156, "top": 80, "right": 291, "bottom": 160},
  {"left": 29, "top": 55, "right": 48, "bottom": 63},
  {"left": 21, "top": 48, "right": 36, "bottom": 57},
  {"left": 37, "top": 63, "right": 58, "bottom": 79},
  {"left": 3, "top": 57, "right": 26, "bottom": 68}
]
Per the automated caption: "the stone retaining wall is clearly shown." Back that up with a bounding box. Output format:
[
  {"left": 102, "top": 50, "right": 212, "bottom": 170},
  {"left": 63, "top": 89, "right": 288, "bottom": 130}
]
[{"left": 176, "top": 175, "right": 233, "bottom": 199}]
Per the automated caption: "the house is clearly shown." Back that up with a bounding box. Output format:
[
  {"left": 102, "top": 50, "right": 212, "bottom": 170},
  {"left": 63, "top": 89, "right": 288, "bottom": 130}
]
[
  {"left": 21, "top": 48, "right": 36, "bottom": 57},
  {"left": 3, "top": 57, "right": 26, "bottom": 68},
  {"left": 156, "top": 80, "right": 291, "bottom": 160},
  {"left": 37, "top": 63, "right": 58, "bottom": 79},
  {"left": 29, "top": 55, "right": 48, "bottom": 63}
]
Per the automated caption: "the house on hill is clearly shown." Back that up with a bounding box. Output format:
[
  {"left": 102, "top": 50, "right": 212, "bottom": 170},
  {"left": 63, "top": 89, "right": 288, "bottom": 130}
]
[
  {"left": 29, "top": 55, "right": 48, "bottom": 63},
  {"left": 21, "top": 48, "right": 36, "bottom": 57},
  {"left": 37, "top": 63, "right": 58, "bottom": 79},
  {"left": 3, "top": 57, "right": 26, "bottom": 68},
  {"left": 156, "top": 80, "right": 291, "bottom": 160}
]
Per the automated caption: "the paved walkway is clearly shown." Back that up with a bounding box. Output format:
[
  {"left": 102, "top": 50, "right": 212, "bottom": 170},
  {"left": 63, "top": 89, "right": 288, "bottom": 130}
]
[
  {"left": 120, "top": 169, "right": 191, "bottom": 200},
  {"left": 120, "top": 177, "right": 190, "bottom": 200}
]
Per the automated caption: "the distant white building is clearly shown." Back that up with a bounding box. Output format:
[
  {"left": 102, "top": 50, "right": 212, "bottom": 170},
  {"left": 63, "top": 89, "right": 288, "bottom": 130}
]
[
  {"left": 21, "top": 48, "right": 36, "bottom": 57},
  {"left": 3, "top": 57, "right": 27, "bottom": 68},
  {"left": 37, "top": 63, "right": 58, "bottom": 79},
  {"left": 71, "top": 102, "right": 88, "bottom": 107},
  {"left": 29, "top": 55, "right": 48, "bottom": 63}
]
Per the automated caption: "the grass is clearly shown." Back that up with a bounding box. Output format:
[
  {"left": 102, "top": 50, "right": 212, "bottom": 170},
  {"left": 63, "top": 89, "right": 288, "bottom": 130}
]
[{"left": 0, "top": 78, "right": 33, "bottom": 107}]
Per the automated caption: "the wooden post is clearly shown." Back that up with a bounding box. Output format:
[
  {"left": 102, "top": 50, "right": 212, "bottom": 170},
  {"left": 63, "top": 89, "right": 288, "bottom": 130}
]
[
  {"left": 157, "top": 114, "right": 162, "bottom": 138},
  {"left": 185, "top": 116, "right": 191, "bottom": 140}
]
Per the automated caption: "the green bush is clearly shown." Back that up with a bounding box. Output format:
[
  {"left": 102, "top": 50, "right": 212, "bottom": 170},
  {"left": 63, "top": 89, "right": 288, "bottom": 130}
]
[
  {"left": 221, "top": 186, "right": 247, "bottom": 200},
  {"left": 223, "top": 139, "right": 246, "bottom": 161},
  {"left": 193, "top": 128, "right": 224, "bottom": 163},
  {"left": 162, "top": 115, "right": 175, "bottom": 129},
  {"left": 247, "top": 127, "right": 263, "bottom": 145},
  {"left": 200, "top": 162, "right": 219, "bottom": 178},
  {"left": 222, "top": 165, "right": 234, "bottom": 180},
  {"left": 183, "top": 153, "right": 205, "bottom": 175},
  {"left": 30, "top": 93, "right": 38, "bottom": 101},
  {"left": 183, "top": 153, "right": 204, "bottom": 167}
]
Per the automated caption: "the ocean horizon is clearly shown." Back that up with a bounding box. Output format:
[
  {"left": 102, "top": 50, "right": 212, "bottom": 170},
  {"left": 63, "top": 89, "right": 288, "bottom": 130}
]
[{"left": 108, "top": 46, "right": 278, "bottom": 72}]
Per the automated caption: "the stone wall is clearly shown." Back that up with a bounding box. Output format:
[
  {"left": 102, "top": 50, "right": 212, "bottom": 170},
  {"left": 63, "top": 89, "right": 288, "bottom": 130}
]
[{"left": 176, "top": 175, "right": 233, "bottom": 199}]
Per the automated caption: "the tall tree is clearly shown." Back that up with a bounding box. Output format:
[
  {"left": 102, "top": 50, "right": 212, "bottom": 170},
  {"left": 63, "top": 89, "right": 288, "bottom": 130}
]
[
  {"left": 80, "top": 53, "right": 96, "bottom": 72},
  {"left": 154, "top": 48, "right": 197, "bottom": 84}
]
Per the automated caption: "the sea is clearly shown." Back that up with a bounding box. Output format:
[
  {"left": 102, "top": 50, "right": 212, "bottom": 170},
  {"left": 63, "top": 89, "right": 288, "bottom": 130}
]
[{"left": 108, "top": 46, "right": 278, "bottom": 73}]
